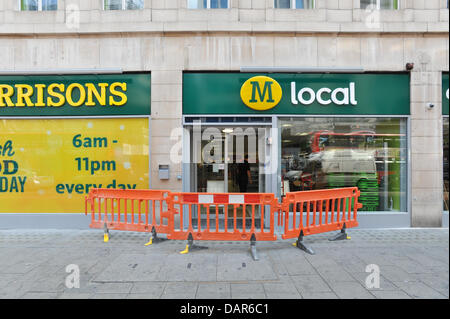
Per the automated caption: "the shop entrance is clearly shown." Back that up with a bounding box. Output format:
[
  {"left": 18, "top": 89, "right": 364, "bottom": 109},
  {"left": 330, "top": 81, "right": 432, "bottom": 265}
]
[
  {"left": 190, "top": 125, "right": 267, "bottom": 194},
  {"left": 184, "top": 121, "right": 274, "bottom": 225}
]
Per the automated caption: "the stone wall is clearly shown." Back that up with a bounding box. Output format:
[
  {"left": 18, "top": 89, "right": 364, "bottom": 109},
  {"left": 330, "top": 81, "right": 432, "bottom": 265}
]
[
  {"left": 0, "top": 0, "right": 448, "bottom": 34},
  {"left": 0, "top": 1, "right": 449, "bottom": 226}
]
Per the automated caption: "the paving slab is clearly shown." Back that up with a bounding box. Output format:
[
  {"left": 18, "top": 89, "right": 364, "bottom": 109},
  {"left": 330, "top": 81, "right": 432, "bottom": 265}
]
[
  {"left": 217, "top": 252, "right": 278, "bottom": 282},
  {"left": 328, "top": 281, "right": 376, "bottom": 299},
  {"left": 195, "top": 283, "right": 231, "bottom": 299},
  {"left": 92, "top": 253, "right": 168, "bottom": 282},
  {"left": 157, "top": 253, "right": 218, "bottom": 282},
  {"left": 0, "top": 228, "right": 448, "bottom": 299}
]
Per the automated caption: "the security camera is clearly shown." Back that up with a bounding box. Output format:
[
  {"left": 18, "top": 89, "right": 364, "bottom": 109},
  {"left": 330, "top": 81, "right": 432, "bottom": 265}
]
[
  {"left": 427, "top": 103, "right": 435, "bottom": 109},
  {"left": 405, "top": 63, "right": 414, "bottom": 71}
]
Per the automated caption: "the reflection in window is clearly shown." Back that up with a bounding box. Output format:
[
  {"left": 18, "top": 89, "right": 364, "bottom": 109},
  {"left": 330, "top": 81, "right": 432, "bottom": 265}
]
[
  {"left": 188, "top": 0, "right": 229, "bottom": 9},
  {"left": 280, "top": 117, "right": 408, "bottom": 212},
  {"left": 21, "top": 0, "right": 57, "bottom": 11},
  {"left": 444, "top": 118, "right": 449, "bottom": 211},
  {"left": 360, "top": 0, "right": 399, "bottom": 10},
  {"left": 274, "top": 0, "right": 315, "bottom": 9},
  {"left": 104, "top": 0, "right": 144, "bottom": 10}
]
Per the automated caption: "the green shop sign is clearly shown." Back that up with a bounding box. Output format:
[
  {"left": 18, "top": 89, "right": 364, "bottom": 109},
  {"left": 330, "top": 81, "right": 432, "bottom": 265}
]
[
  {"left": 183, "top": 73, "right": 410, "bottom": 115},
  {"left": 0, "top": 73, "right": 151, "bottom": 116},
  {"left": 443, "top": 73, "right": 449, "bottom": 116}
]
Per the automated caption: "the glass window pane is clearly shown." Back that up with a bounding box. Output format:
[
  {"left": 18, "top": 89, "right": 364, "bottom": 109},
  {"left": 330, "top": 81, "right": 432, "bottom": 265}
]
[
  {"left": 444, "top": 118, "right": 449, "bottom": 211},
  {"left": 210, "top": 0, "right": 228, "bottom": 8},
  {"left": 296, "top": 0, "right": 315, "bottom": 9},
  {"left": 188, "top": 0, "right": 206, "bottom": 8},
  {"left": 125, "top": 0, "right": 144, "bottom": 10},
  {"left": 360, "top": 0, "right": 376, "bottom": 9},
  {"left": 380, "top": 0, "right": 394, "bottom": 9},
  {"left": 361, "top": 0, "right": 398, "bottom": 10},
  {"left": 210, "top": 0, "right": 219, "bottom": 8},
  {"left": 275, "top": 0, "right": 291, "bottom": 8},
  {"left": 104, "top": 0, "right": 122, "bottom": 10},
  {"left": 42, "top": 0, "right": 57, "bottom": 10},
  {"left": 280, "top": 117, "right": 408, "bottom": 212},
  {"left": 21, "top": 0, "right": 39, "bottom": 11},
  {"left": 220, "top": 0, "right": 228, "bottom": 8}
]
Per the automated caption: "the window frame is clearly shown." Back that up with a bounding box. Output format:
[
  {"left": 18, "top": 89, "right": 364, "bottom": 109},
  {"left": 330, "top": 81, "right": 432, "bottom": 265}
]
[
  {"left": 360, "top": 0, "right": 400, "bottom": 10},
  {"left": 19, "top": 0, "right": 58, "bottom": 11},
  {"left": 187, "top": 0, "right": 230, "bottom": 9},
  {"left": 103, "top": 0, "right": 144, "bottom": 11},
  {"left": 274, "top": 0, "right": 316, "bottom": 9}
]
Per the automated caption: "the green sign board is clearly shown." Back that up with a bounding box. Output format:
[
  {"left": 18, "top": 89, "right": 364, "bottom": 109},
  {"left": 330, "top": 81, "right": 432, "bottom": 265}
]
[
  {"left": 183, "top": 73, "right": 410, "bottom": 115},
  {"left": 443, "top": 73, "right": 449, "bottom": 116},
  {"left": 0, "top": 73, "right": 151, "bottom": 116}
]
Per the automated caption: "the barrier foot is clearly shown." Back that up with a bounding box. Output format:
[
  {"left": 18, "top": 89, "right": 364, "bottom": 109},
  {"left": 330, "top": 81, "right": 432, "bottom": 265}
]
[
  {"left": 103, "top": 223, "right": 109, "bottom": 243},
  {"left": 180, "top": 233, "right": 208, "bottom": 254},
  {"left": 144, "top": 227, "right": 167, "bottom": 246},
  {"left": 328, "top": 224, "right": 350, "bottom": 241},
  {"left": 250, "top": 234, "right": 259, "bottom": 261},
  {"left": 293, "top": 231, "right": 315, "bottom": 255}
]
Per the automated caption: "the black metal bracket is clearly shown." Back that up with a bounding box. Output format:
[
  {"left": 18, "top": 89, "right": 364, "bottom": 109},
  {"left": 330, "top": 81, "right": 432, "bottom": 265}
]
[
  {"left": 328, "top": 223, "right": 350, "bottom": 241},
  {"left": 293, "top": 230, "right": 315, "bottom": 255},
  {"left": 103, "top": 222, "right": 109, "bottom": 242},
  {"left": 144, "top": 226, "right": 167, "bottom": 246},
  {"left": 249, "top": 234, "right": 259, "bottom": 261},
  {"left": 180, "top": 233, "right": 208, "bottom": 254}
]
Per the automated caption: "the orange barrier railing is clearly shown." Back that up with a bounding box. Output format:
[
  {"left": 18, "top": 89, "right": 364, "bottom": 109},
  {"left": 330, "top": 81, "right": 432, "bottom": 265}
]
[
  {"left": 167, "top": 192, "right": 279, "bottom": 260},
  {"left": 280, "top": 187, "right": 362, "bottom": 254},
  {"left": 84, "top": 187, "right": 362, "bottom": 258},
  {"left": 85, "top": 188, "right": 172, "bottom": 244}
]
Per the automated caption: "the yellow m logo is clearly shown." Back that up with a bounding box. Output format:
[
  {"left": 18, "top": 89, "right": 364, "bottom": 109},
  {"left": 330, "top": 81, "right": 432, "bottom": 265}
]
[{"left": 240, "top": 76, "right": 282, "bottom": 111}]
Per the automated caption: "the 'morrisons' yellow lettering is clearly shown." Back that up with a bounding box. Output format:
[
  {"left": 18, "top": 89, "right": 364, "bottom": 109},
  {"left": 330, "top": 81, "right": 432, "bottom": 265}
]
[
  {"left": 15, "top": 84, "right": 34, "bottom": 107},
  {"left": 0, "top": 82, "right": 129, "bottom": 108},
  {"left": 86, "top": 83, "right": 108, "bottom": 106},
  {"left": 66, "top": 83, "right": 87, "bottom": 107},
  {"left": 34, "top": 84, "right": 46, "bottom": 107},
  {"left": 0, "top": 84, "right": 14, "bottom": 107},
  {"left": 109, "top": 82, "right": 127, "bottom": 106},
  {"left": 47, "top": 83, "right": 66, "bottom": 107}
]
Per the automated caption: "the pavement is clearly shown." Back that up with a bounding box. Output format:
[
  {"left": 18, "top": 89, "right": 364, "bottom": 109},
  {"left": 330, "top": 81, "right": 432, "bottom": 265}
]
[{"left": 0, "top": 228, "right": 448, "bottom": 299}]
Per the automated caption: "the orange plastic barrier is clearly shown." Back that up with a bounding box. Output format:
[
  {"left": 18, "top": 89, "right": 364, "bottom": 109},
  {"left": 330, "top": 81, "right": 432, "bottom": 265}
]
[
  {"left": 168, "top": 192, "right": 279, "bottom": 242},
  {"left": 85, "top": 188, "right": 172, "bottom": 243},
  {"left": 84, "top": 187, "right": 362, "bottom": 257},
  {"left": 280, "top": 187, "right": 362, "bottom": 253},
  {"left": 167, "top": 192, "right": 279, "bottom": 260}
]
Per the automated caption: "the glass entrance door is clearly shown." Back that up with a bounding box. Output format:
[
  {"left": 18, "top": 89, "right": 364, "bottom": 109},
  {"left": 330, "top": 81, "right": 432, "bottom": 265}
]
[
  {"left": 184, "top": 123, "right": 274, "bottom": 229},
  {"left": 190, "top": 126, "right": 267, "bottom": 194}
]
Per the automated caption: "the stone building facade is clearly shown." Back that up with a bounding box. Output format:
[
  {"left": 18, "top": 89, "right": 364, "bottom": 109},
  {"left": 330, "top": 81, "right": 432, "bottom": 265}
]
[{"left": 0, "top": 0, "right": 448, "bottom": 228}]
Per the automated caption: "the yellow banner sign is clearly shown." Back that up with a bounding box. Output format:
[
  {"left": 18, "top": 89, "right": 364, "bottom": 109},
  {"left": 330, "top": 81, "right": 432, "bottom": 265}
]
[{"left": 0, "top": 118, "right": 149, "bottom": 213}]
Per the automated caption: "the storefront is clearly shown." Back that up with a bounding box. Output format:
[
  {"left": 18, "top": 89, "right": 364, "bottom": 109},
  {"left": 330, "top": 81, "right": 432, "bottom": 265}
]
[
  {"left": 443, "top": 72, "right": 449, "bottom": 223},
  {"left": 0, "top": 73, "right": 151, "bottom": 227},
  {"left": 182, "top": 72, "right": 411, "bottom": 227}
]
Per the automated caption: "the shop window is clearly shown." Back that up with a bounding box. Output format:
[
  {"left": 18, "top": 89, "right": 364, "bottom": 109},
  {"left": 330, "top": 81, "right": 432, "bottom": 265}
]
[
  {"left": 360, "top": 0, "right": 400, "bottom": 10},
  {"left": 20, "top": 0, "right": 57, "bottom": 11},
  {"left": 188, "top": 0, "right": 229, "bottom": 9},
  {"left": 280, "top": 117, "right": 408, "bottom": 212},
  {"left": 274, "top": 0, "right": 315, "bottom": 9},
  {"left": 444, "top": 117, "right": 449, "bottom": 211},
  {"left": 104, "top": 0, "right": 144, "bottom": 10}
]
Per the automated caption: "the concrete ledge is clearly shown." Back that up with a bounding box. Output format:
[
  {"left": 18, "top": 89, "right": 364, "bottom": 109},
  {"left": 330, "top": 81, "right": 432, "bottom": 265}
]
[
  {"left": 356, "top": 212, "right": 411, "bottom": 228},
  {"left": 0, "top": 214, "right": 90, "bottom": 230},
  {"left": 443, "top": 211, "right": 449, "bottom": 228},
  {"left": 0, "top": 211, "right": 416, "bottom": 230}
]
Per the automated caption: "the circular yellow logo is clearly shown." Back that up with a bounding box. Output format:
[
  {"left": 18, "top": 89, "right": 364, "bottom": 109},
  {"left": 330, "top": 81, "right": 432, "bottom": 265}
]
[{"left": 240, "top": 76, "right": 282, "bottom": 111}]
